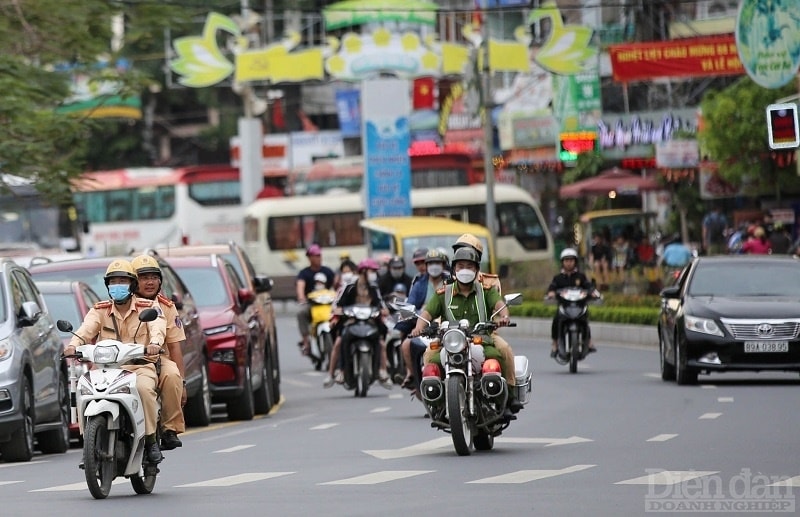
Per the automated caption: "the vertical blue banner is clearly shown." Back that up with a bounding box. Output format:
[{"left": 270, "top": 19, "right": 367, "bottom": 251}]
[
  {"left": 362, "top": 79, "right": 411, "bottom": 218},
  {"left": 335, "top": 89, "right": 361, "bottom": 138}
]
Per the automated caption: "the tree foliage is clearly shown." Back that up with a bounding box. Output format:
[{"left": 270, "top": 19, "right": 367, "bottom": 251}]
[
  {"left": 698, "top": 77, "right": 798, "bottom": 196},
  {"left": 0, "top": 0, "right": 196, "bottom": 199}
]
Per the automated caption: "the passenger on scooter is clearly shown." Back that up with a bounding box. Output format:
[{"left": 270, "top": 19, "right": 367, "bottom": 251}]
[
  {"left": 398, "top": 248, "right": 450, "bottom": 392},
  {"left": 131, "top": 254, "right": 186, "bottom": 451},
  {"left": 378, "top": 255, "right": 413, "bottom": 298},
  {"left": 296, "top": 244, "right": 336, "bottom": 357},
  {"left": 63, "top": 259, "right": 166, "bottom": 464},
  {"left": 546, "top": 248, "right": 600, "bottom": 358},
  {"left": 410, "top": 246, "right": 523, "bottom": 417},
  {"left": 323, "top": 258, "right": 392, "bottom": 389}
]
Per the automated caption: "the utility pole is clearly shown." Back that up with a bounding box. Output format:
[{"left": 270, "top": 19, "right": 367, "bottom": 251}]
[
  {"left": 481, "top": 7, "right": 497, "bottom": 240},
  {"left": 237, "top": 0, "right": 263, "bottom": 208}
]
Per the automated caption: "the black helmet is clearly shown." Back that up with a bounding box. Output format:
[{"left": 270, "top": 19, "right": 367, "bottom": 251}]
[
  {"left": 451, "top": 246, "right": 480, "bottom": 266},
  {"left": 388, "top": 255, "right": 405, "bottom": 268}
]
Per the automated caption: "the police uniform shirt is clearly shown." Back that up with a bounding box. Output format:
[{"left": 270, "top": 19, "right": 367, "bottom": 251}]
[
  {"left": 156, "top": 293, "right": 186, "bottom": 360},
  {"left": 68, "top": 295, "right": 165, "bottom": 348},
  {"left": 548, "top": 270, "right": 593, "bottom": 291},
  {"left": 423, "top": 282, "right": 503, "bottom": 327}
]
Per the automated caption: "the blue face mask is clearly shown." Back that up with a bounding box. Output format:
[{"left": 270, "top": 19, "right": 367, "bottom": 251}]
[{"left": 108, "top": 284, "right": 131, "bottom": 303}]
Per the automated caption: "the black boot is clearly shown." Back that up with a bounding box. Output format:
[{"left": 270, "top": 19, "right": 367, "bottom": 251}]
[
  {"left": 145, "top": 435, "right": 163, "bottom": 463},
  {"left": 161, "top": 430, "right": 183, "bottom": 450}
]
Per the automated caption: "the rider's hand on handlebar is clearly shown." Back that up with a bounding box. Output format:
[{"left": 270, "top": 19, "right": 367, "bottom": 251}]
[
  {"left": 145, "top": 343, "right": 164, "bottom": 356},
  {"left": 496, "top": 314, "right": 511, "bottom": 327},
  {"left": 63, "top": 345, "right": 76, "bottom": 357}
]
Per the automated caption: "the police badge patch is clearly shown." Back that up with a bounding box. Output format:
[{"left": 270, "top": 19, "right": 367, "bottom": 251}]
[{"left": 175, "top": 316, "right": 182, "bottom": 328}]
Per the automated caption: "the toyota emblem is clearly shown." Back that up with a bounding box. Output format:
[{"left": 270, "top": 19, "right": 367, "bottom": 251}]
[{"left": 756, "top": 323, "right": 774, "bottom": 336}]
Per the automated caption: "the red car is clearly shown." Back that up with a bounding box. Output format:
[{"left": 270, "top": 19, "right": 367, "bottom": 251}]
[
  {"left": 36, "top": 280, "right": 100, "bottom": 441},
  {"left": 163, "top": 254, "right": 271, "bottom": 421}
]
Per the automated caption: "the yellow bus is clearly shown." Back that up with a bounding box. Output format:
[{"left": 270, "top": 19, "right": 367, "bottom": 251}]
[{"left": 359, "top": 216, "right": 496, "bottom": 275}]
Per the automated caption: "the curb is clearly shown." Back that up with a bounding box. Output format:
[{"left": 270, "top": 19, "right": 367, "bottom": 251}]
[{"left": 273, "top": 300, "right": 658, "bottom": 349}]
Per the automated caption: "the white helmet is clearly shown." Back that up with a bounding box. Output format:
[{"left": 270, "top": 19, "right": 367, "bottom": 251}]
[
  {"left": 560, "top": 248, "right": 579, "bottom": 261},
  {"left": 313, "top": 272, "right": 327, "bottom": 284}
]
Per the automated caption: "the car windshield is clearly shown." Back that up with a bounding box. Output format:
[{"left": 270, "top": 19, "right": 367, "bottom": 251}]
[
  {"left": 170, "top": 266, "right": 229, "bottom": 308},
  {"left": 688, "top": 262, "right": 800, "bottom": 297},
  {"left": 41, "top": 292, "right": 82, "bottom": 338}
]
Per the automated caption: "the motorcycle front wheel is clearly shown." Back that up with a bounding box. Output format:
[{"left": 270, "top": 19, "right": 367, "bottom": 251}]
[
  {"left": 356, "top": 350, "right": 371, "bottom": 398},
  {"left": 446, "top": 376, "right": 473, "bottom": 456},
  {"left": 569, "top": 329, "right": 580, "bottom": 374},
  {"left": 84, "top": 416, "right": 115, "bottom": 499}
]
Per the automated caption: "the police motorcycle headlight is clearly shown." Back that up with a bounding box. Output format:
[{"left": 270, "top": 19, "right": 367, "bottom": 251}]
[
  {"left": 93, "top": 344, "right": 120, "bottom": 365},
  {"left": 442, "top": 328, "right": 468, "bottom": 354}
]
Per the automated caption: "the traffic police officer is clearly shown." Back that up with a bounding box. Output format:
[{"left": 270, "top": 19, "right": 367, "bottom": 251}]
[
  {"left": 410, "top": 246, "right": 523, "bottom": 417},
  {"left": 131, "top": 254, "right": 187, "bottom": 450},
  {"left": 64, "top": 259, "right": 166, "bottom": 463}
]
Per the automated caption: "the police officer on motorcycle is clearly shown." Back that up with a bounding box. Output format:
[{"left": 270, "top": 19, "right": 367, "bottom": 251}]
[
  {"left": 546, "top": 248, "right": 600, "bottom": 358},
  {"left": 411, "top": 246, "right": 523, "bottom": 418},
  {"left": 64, "top": 259, "right": 166, "bottom": 463}
]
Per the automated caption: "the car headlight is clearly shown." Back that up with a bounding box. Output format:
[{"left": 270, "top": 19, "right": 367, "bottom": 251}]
[
  {"left": 684, "top": 315, "right": 724, "bottom": 337},
  {"left": 0, "top": 340, "right": 11, "bottom": 362},
  {"left": 205, "top": 324, "right": 234, "bottom": 336},
  {"left": 442, "top": 329, "right": 467, "bottom": 354}
]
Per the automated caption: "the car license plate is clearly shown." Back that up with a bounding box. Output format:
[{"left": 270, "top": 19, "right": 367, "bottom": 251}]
[{"left": 743, "top": 341, "right": 788, "bottom": 353}]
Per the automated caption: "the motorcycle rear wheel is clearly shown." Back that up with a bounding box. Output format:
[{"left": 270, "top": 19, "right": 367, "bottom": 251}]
[
  {"left": 568, "top": 330, "right": 579, "bottom": 374},
  {"left": 130, "top": 466, "right": 158, "bottom": 494},
  {"left": 84, "top": 416, "right": 115, "bottom": 499},
  {"left": 446, "top": 376, "right": 473, "bottom": 456}
]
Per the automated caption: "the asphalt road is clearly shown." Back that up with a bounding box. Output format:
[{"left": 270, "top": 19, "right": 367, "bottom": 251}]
[{"left": 1, "top": 315, "right": 798, "bottom": 516}]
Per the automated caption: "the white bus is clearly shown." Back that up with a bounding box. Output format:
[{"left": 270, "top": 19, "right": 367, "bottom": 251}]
[
  {"left": 243, "top": 183, "right": 553, "bottom": 298},
  {"left": 72, "top": 165, "right": 258, "bottom": 256}
]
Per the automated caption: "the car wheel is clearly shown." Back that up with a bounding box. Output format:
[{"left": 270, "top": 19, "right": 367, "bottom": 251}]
[
  {"left": 38, "top": 371, "right": 70, "bottom": 454},
  {"left": 659, "top": 326, "right": 676, "bottom": 381},
  {"left": 675, "top": 336, "right": 698, "bottom": 385},
  {"left": 184, "top": 360, "right": 212, "bottom": 427},
  {"left": 253, "top": 355, "right": 273, "bottom": 415},
  {"left": 227, "top": 364, "right": 255, "bottom": 421},
  {"left": 268, "top": 328, "right": 281, "bottom": 404},
  {"left": 0, "top": 380, "right": 35, "bottom": 462}
]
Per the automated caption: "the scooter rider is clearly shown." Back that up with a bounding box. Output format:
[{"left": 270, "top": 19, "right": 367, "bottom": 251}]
[
  {"left": 410, "top": 246, "right": 524, "bottom": 418},
  {"left": 546, "top": 248, "right": 600, "bottom": 358},
  {"left": 63, "top": 259, "right": 166, "bottom": 463},
  {"left": 131, "top": 254, "right": 186, "bottom": 451}
]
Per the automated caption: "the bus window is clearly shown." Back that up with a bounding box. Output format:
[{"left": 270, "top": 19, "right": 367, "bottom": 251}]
[
  {"left": 497, "top": 202, "right": 549, "bottom": 251},
  {"left": 189, "top": 180, "right": 240, "bottom": 206}
]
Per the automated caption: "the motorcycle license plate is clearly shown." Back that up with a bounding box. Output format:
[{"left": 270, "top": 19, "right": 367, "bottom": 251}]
[{"left": 743, "top": 341, "right": 788, "bottom": 353}]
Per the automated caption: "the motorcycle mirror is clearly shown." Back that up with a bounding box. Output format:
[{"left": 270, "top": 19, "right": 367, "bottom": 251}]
[
  {"left": 490, "top": 292, "right": 523, "bottom": 320},
  {"left": 57, "top": 320, "right": 73, "bottom": 333},
  {"left": 138, "top": 308, "right": 159, "bottom": 323}
]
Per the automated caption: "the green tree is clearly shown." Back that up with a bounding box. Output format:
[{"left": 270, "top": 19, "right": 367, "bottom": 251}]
[
  {"left": 0, "top": 1, "right": 197, "bottom": 200},
  {"left": 699, "top": 77, "right": 800, "bottom": 201}
]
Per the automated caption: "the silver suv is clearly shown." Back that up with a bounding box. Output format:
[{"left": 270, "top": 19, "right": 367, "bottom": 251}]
[{"left": 0, "top": 258, "right": 70, "bottom": 461}]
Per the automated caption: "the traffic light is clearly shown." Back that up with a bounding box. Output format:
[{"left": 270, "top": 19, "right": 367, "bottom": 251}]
[{"left": 766, "top": 103, "right": 799, "bottom": 150}]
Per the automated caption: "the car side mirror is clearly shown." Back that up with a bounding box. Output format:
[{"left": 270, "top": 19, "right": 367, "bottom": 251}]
[
  {"left": 238, "top": 288, "right": 255, "bottom": 308},
  {"left": 171, "top": 293, "right": 184, "bottom": 311},
  {"left": 253, "top": 275, "right": 273, "bottom": 293},
  {"left": 660, "top": 285, "right": 680, "bottom": 299},
  {"left": 18, "top": 301, "right": 43, "bottom": 327}
]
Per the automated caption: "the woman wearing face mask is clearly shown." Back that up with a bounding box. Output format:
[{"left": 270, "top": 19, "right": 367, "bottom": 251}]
[{"left": 323, "top": 258, "right": 392, "bottom": 389}]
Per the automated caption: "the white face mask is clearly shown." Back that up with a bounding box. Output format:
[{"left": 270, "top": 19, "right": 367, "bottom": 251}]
[
  {"left": 340, "top": 272, "right": 356, "bottom": 285},
  {"left": 455, "top": 269, "right": 476, "bottom": 284},
  {"left": 366, "top": 271, "right": 378, "bottom": 283},
  {"left": 426, "top": 264, "right": 443, "bottom": 277}
]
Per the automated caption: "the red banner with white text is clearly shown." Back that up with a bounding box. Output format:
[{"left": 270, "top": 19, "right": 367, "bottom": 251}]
[{"left": 609, "top": 35, "right": 745, "bottom": 83}]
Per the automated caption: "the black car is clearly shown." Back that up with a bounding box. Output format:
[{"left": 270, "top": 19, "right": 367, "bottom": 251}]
[{"left": 658, "top": 255, "right": 800, "bottom": 384}]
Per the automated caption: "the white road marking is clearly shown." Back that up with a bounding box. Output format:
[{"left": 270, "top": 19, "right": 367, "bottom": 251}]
[
  {"left": 310, "top": 423, "right": 339, "bottom": 430},
  {"left": 0, "top": 481, "right": 23, "bottom": 486},
  {"left": 468, "top": 464, "right": 596, "bottom": 484},
  {"left": 699, "top": 412, "right": 722, "bottom": 419},
  {"left": 643, "top": 373, "right": 661, "bottom": 379},
  {"left": 615, "top": 470, "right": 719, "bottom": 485},
  {"left": 770, "top": 476, "right": 800, "bottom": 487},
  {"left": 363, "top": 436, "right": 592, "bottom": 459},
  {"left": 320, "top": 470, "right": 434, "bottom": 485},
  {"left": 175, "top": 472, "right": 295, "bottom": 487},
  {"left": 213, "top": 445, "right": 256, "bottom": 453},
  {"left": 647, "top": 434, "right": 678, "bottom": 442},
  {"left": 700, "top": 384, "right": 717, "bottom": 389},
  {"left": 717, "top": 397, "right": 734, "bottom": 403},
  {"left": 388, "top": 393, "right": 404, "bottom": 399},
  {"left": 31, "top": 478, "right": 128, "bottom": 492},
  {"left": 0, "top": 460, "right": 48, "bottom": 469},
  {"left": 370, "top": 407, "right": 391, "bottom": 413}
]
